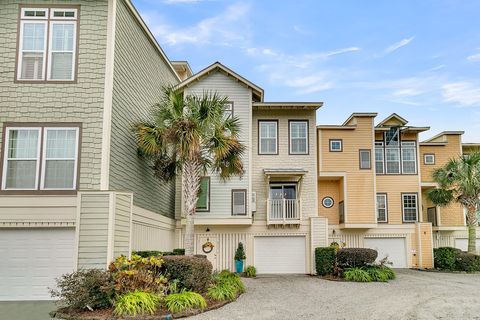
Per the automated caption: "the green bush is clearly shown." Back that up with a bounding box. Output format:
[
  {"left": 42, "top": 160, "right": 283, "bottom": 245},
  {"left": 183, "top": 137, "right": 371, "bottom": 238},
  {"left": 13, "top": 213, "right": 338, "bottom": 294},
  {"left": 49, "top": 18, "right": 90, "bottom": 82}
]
[
  {"left": 337, "top": 248, "right": 378, "bottom": 268},
  {"left": 133, "top": 249, "right": 185, "bottom": 258},
  {"left": 114, "top": 291, "right": 161, "bottom": 316},
  {"left": 235, "top": 242, "right": 246, "bottom": 261},
  {"left": 343, "top": 268, "right": 372, "bottom": 282},
  {"left": 434, "top": 247, "right": 460, "bottom": 270},
  {"left": 173, "top": 248, "right": 186, "bottom": 255},
  {"left": 207, "top": 282, "right": 237, "bottom": 301},
  {"left": 380, "top": 266, "right": 396, "bottom": 280},
  {"left": 455, "top": 252, "right": 480, "bottom": 272},
  {"left": 315, "top": 247, "right": 336, "bottom": 276},
  {"left": 162, "top": 256, "right": 213, "bottom": 293},
  {"left": 245, "top": 265, "right": 256, "bottom": 278},
  {"left": 216, "top": 270, "right": 245, "bottom": 293},
  {"left": 164, "top": 291, "right": 207, "bottom": 313},
  {"left": 365, "top": 266, "right": 391, "bottom": 282},
  {"left": 50, "top": 269, "right": 114, "bottom": 310}
]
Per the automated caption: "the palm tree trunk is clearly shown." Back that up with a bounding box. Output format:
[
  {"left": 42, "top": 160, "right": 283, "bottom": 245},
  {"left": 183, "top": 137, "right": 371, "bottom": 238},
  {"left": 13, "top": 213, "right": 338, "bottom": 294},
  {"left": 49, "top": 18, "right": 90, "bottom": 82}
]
[
  {"left": 182, "top": 160, "right": 202, "bottom": 255},
  {"left": 466, "top": 206, "right": 478, "bottom": 254}
]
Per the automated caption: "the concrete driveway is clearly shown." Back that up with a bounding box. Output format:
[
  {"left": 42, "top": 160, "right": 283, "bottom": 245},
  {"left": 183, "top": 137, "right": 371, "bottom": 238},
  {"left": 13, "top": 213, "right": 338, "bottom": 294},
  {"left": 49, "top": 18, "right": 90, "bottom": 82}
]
[{"left": 192, "top": 270, "right": 480, "bottom": 320}]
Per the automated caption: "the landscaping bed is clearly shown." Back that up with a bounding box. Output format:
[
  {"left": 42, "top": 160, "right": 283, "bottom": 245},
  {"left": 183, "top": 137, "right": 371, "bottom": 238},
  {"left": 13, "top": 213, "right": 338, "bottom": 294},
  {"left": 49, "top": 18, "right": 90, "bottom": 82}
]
[{"left": 433, "top": 247, "right": 480, "bottom": 272}]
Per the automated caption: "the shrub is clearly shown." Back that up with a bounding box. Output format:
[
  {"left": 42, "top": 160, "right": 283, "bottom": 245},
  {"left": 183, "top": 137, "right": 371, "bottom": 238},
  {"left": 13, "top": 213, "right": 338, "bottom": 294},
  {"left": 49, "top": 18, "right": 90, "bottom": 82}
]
[
  {"left": 164, "top": 291, "right": 207, "bottom": 313},
  {"left": 343, "top": 268, "right": 372, "bottom": 282},
  {"left": 173, "top": 248, "right": 186, "bottom": 255},
  {"left": 235, "top": 242, "right": 246, "bottom": 261},
  {"left": 162, "top": 256, "right": 212, "bottom": 293},
  {"left": 133, "top": 249, "right": 185, "bottom": 258},
  {"left": 337, "top": 248, "right": 377, "bottom": 268},
  {"left": 50, "top": 269, "right": 114, "bottom": 311},
  {"left": 114, "top": 291, "right": 161, "bottom": 316},
  {"left": 434, "top": 247, "right": 461, "bottom": 270},
  {"left": 245, "top": 265, "right": 256, "bottom": 278},
  {"left": 109, "top": 255, "right": 167, "bottom": 294},
  {"left": 455, "top": 252, "right": 480, "bottom": 272},
  {"left": 315, "top": 247, "right": 336, "bottom": 276},
  {"left": 380, "top": 266, "right": 396, "bottom": 280},
  {"left": 365, "top": 266, "right": 389, "bottom": 282},
  {"left": 216, "top": 270, "right": 245, "bottom": 294},
  {"left": 207, "top": 282, "right": 237, "bottom": 301}
]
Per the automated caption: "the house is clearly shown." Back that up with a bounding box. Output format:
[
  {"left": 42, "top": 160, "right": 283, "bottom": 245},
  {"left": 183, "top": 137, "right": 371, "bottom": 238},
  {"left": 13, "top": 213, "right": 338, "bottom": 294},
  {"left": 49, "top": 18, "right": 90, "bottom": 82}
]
[
  {"left": 317, "top": 113, "right": 480, "bottom": 268},
  {"left": 174, "top": 62, "right": 328, "bottom": 274},
  {"left": 0, "top": 0, "right": 187, "bottom": 300}
]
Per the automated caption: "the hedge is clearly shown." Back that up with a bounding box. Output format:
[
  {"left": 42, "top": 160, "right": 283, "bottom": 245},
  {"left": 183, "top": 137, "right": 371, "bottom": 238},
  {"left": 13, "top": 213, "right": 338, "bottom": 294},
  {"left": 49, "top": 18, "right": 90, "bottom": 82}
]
[
  {"left": 336, "top": 248, "right": 377, "bottom": 268},
  {"left": 434, "top": 247, "right": 480, "bottom": 272},
  {"left": 162, "top": 256, "right": 213, "bottom": 293},
  {"left": 315, "top": 247, "right": 336, "bottom": 276},
  {"left": 133, "top": 249, "right": 185, "bottom": 258}
]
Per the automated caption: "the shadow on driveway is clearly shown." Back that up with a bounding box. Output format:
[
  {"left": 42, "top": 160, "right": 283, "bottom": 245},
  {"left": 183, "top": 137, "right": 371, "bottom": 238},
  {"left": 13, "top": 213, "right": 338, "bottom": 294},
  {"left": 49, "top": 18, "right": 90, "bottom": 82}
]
[{"left": 0, "top": 301, "right": 56, "bottom": 320}]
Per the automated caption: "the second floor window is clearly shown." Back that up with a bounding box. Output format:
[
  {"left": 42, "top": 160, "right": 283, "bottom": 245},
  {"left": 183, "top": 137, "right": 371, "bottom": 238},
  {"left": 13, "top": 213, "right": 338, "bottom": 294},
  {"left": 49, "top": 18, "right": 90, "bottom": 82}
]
[
  {"left": 259, "top": 121, "right": 278, "bottom": 154},
  {"left": 359, "top": 149, "right": 371, "bottom": 169},
  {"left": 17, "top": 7, "right": 78, "bottom": 82},
  {"left": 196, "top": 177, "right": 210, "bottom": 211},
  {"left": 402, "top": 193, "right": 418, "bottom": 222},
  {"left": 289, "top": 121, "right": 308, "bottom": 154},
  {"left": 375, "top": 127, "right": 417, "bottom": 175},
  {"left": 376, "top": 194, "right": 387, "bottom": 222},
  {"left": 1, "top": 125, "right": 80, "bottom": 191}
]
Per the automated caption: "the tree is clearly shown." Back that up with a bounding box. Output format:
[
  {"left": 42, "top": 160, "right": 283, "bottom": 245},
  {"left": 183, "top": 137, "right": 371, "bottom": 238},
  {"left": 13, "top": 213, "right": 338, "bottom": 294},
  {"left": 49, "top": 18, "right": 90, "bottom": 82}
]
[
  {"left": 427, "top": 152, "right": 480, "bottom": 253},
  {"left": 133, "top": 87, "right": 245, "bottom": 254}
]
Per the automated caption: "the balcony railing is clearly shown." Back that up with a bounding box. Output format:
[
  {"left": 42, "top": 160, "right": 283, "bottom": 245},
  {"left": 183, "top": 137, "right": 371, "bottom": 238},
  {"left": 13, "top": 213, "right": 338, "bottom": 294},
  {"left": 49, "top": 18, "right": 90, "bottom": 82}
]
[{"left": 267, "top": 199, "right": 301, "bottom": 225}]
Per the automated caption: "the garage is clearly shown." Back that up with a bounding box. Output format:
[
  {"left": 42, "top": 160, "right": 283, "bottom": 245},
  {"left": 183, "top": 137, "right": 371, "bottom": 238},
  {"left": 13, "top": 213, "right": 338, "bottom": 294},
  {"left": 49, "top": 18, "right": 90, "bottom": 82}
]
[
  {"left": 454, "top": 238, "right": 480, "bottom": 253},
  {"left": 364, "top": 237, "right": 407, "bottom": 268},
  {"left": 254, "top": 236, "right": 306, "bottom": 274},
  {"left": 0, "top": 228, "right": 75, "bottom": 301}
]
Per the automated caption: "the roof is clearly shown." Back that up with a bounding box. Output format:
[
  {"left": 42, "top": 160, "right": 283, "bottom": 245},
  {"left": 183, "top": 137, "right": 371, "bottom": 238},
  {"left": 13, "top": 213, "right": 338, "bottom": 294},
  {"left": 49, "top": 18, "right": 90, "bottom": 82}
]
[
  {"left": 342, "top": 112, "right": 378, "bottom": 126},
  {"left": 171, "top": 61, "right": 193, "bottom": 78},
  {"left": 317, "top": 125, "right": 357, "bottom": 130},
  {"left": 175, "top": 62, "right": 264, "bottom": 101},
  {"left": 253, "top": 102, "right": 323, "bottom": 110},
  {"left": 463, "top": 143, "right": 480, "bottom": 147},
  {"left": 422, "top": 131, "right": 464, "bottom": 143},
  {"left": 376, "top": 113, "right": 408, "bottom": 127},
  {"left": 263, "top": 168, "right": 308, "bottom": 175}
]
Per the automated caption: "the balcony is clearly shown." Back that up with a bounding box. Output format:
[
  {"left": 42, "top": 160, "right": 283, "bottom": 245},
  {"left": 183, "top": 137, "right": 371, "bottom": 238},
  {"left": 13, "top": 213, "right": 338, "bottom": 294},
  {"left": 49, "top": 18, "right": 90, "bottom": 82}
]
[{"left": 267, "top": 199, "right": 301, "bottom": 225}]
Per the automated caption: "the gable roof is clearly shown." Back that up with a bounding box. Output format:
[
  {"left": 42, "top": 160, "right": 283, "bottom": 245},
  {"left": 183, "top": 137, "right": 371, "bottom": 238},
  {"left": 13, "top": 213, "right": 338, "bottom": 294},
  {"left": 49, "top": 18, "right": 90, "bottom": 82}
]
[
  {"left": 376, "top": 113, "right": 408, "bottom": 127},
  {"left": 342, "top": 112, "right": 378, "bottom": 126},
  {"left": 175, "top": 62, "right": 264, "bottom": 101},
  {"left": 253, "top": 102, "right": 323, "bottom": 110},
  {"left": 421, "top": 131, "right": 464, "bottom": 143}
]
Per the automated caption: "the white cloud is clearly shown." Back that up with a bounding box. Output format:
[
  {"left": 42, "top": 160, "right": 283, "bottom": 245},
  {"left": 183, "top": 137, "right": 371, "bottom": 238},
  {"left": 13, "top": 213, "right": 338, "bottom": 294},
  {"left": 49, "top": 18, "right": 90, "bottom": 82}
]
[
  {"left": 427, "top": 64, "right": 445, "bottom": 72},
  {"left": 143, "top": 2, "right": 250, "bottom": 46},
  {"left": 442, "top": 82, "right": 480, "bottom": 107},
  {"left": 383, "top": 36, "right": 415, "bottom": 55},
  {"left": 467, "top": 49, "right": 480, "bottom": 62},
  {"left": 305, "top": 47, "right": 360, "bottom": 60}
]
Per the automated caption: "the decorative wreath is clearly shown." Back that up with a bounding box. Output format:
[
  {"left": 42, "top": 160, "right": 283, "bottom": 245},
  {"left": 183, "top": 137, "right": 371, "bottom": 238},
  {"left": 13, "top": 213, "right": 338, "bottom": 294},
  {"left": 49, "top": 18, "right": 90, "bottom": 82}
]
[{"left": 202, "top": 241, "right": 214, "bottom": 254}]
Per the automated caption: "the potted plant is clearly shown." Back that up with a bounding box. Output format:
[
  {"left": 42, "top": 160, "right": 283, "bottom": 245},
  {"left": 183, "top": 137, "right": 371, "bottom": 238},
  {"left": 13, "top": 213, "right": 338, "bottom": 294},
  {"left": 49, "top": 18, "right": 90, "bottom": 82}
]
[{"left": 234, "top": 242, "right": 246, "bottom": 273}]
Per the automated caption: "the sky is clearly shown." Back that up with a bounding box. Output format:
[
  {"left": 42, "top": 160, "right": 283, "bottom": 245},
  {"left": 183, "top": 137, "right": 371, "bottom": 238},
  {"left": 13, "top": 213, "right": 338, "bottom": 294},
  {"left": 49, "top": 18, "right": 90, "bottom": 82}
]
[{"left": 132, "top": 0, "right": 480, "bottom": 142}]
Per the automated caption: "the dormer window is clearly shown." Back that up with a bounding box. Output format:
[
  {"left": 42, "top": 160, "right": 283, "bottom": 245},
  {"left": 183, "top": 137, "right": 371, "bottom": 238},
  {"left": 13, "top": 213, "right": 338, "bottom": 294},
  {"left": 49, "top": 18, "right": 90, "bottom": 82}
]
[
  {"left": 375, "top": 126, "right": 417, "bottom": 175},
  {"left": 385, "top": 127, "right": 400, "bottom": 146}
]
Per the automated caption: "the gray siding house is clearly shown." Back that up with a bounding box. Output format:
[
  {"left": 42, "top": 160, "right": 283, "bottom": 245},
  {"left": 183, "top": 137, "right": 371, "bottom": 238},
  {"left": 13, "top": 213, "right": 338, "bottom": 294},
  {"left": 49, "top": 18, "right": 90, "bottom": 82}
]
[{"left": 0, "top": 0, "right": 188, "bottom": 300}]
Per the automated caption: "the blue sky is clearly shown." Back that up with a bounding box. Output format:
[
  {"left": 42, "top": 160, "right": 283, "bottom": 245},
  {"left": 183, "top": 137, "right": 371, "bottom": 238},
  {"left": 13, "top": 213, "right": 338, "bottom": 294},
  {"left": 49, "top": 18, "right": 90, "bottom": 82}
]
[{"left": 133, "top": 0, "right": 480, "bottom": 142}]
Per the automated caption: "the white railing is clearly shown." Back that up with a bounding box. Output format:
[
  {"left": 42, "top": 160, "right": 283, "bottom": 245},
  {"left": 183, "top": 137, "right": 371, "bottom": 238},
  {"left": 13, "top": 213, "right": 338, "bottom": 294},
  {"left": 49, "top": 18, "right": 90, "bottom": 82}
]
[{"left": 267, "top": 199, "right": 301, "bottom": 224}]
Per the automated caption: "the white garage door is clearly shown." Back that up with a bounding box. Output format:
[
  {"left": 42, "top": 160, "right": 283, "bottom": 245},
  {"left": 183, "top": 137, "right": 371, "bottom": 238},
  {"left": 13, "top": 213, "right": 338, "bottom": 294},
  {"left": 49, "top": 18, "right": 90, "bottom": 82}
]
[
  {"left": 254, "top": 236, "right": 306, "bottom": 274},
  {"left": 454, "top": 239, "right": 480, "bottom": 253},
  {"left": 364, "top": 237, "right": 407, "bottom": 268},
  {"left": 0, "top": 228, "right": 75, "bottom": 300}
]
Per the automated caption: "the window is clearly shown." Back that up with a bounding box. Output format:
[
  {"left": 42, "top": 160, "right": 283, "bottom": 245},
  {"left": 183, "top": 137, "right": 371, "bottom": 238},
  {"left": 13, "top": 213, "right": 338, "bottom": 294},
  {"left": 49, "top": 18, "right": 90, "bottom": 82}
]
[
  {"left": 427, "top": 207, "right": 437, "bottom": 226},
  {"left": 1, "top": 125, "right": 79, "bottom": 191},
  {"left": 17, "top": 7, "right": 78, "bottom": 82},
  {"left": 232, "top": 189, "right": 246, "bottom": 215},
  {"left": 376, "top": 194, "right": 388, "bottom": 222},
  {"left": 359, "top": 149, "right": 371, "bottom": 169},
  {"left": 424, "top": 154, "right": 435, "bottom": 165},
  {"left": 385, "top": 127, "right": 400, "bottom": 146},
  {"left": 375, "top": 142, "right": 384, "bottom": 174},
  {"left": 402, "top": 193, "right": 418, "bottom": 222},
  {"left": 223, "top": 102, "right": 233, "bottom": 119},
  {"left": 289, "top": 120, "right": 308, "bottom": 154},
  {"left": 322, "top": 196, "right": 334, "bottom": 208},
  {"left": 196, "top": 177, "right": 210, "bottom": 211},
  {"left": 259, "top": 121, "right": 278, "bottom": 154},
  {"left": 385, "top": 147, "right": 400, "bottom": 174},
  {"left": 339, "top": 201, "right": 345, "bottom": 224},
  {"left": 329, "top": 139, "right": 342, "bottom": 152},
  {"left": 401, "top": 141, "right": 417, "bottom": 174}
]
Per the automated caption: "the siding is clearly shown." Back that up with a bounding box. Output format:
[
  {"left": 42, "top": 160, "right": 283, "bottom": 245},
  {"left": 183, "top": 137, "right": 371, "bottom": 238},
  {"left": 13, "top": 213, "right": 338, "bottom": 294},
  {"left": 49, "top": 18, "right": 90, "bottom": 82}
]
[
  {"left": 319, "top": 117, "right": 376, "bottom": 224},
  {"left": 310, "top": 217, "right": 328, "bottom": 273},
  {"left": 109, "top": 0, "right": 178, "bottom": 217},
  {"left": 131, "top": 205, "right": 176, "bottom": 251},
  {"left": 318, "top": 180, "right": 341, "bottom": 224},
  {"left": 0, "top": 0, "right": 108, "bottom": 190},
  {"left": 252, "top": 109, "right": 317, "bottom": 220},
  {"left": 183, "top": 71, "right": 251, "bottom": 217},
  {"left": 418, "top": 222, "right": 433, "bottom": 268},
  {"left": 376, "top": 175, "right": 419, "bottom": 224},
  {"left": 113, "top": 193, "right": 132, "bottom": 258}
]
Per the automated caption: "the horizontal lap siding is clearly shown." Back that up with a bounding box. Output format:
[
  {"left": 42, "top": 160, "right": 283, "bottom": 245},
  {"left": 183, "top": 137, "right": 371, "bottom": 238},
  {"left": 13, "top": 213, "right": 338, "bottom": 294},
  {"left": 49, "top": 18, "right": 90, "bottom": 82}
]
[
  {"left": 113, "top": 193, "right": 132, "bottom": 258},
  {"left": 184, "top": 72, "right": 250, "bottom": 216},
  {"left": 376, "top": 175, "right": 419, "bottom": 224},
  {"left": 318, "top": 180, "right": 340, "bottom": 224},
  {"left": 131, "top": 206, "right": 176, "bottom": 251},
  {"left": 0, "top": 0, "right": 108, "bottom": 190},
  {"left": 109, "top": 0, "right": 178, "bottom": 217}
]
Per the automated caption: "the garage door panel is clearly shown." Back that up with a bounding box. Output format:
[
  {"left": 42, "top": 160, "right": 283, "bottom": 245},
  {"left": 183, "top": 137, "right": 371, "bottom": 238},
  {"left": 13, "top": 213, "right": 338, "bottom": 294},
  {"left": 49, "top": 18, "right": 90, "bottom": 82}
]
[
  {"left": 364, "top": 237, "right": 407, "bottom": 268},
  {"left": 0, "top": 229, "right": 75, "bottom": 301},
  {"left": 254, "top": 236, "right": 306, "bottom": 274}
]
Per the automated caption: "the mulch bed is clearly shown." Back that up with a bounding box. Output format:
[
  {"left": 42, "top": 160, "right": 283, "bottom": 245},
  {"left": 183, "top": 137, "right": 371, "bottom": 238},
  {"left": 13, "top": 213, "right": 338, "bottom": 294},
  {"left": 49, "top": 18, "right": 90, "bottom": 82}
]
[
  {"left": 318, "top": 274, "right": 344, "bottom": 281},
  {"left": 50, "top": 296, "right": 238, "bottom": 320}
]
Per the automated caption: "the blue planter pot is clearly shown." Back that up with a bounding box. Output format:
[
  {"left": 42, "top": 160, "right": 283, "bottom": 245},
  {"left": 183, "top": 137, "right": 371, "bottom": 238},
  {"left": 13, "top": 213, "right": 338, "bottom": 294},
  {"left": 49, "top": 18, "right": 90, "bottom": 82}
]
[{"left": 235, "top": 260, "right": 244, "bottom": 273}]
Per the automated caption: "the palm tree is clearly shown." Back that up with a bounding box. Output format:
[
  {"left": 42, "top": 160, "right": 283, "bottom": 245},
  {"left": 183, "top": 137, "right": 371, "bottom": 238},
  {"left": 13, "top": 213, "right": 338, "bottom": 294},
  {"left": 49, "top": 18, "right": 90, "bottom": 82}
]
[
  {"left": 427, "top": 152, "right": 480, "bottom": 253},
  {"left": 133, "top": 86, "right": 245, "bottom": 254}
]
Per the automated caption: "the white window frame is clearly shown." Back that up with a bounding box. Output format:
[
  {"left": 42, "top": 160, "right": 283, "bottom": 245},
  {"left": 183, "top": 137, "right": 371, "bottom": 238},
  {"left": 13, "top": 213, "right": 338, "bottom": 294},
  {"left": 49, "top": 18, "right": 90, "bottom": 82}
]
[
  {"left": 223, "top": 101, "right": 233, "bottom": 119},
  {"left": 376, "top": 193, "right": 388, "bottom": 222},
  {"left": 424, "top": 154, "right": 435, "bottom": 165},
  {"left": 232, "top": 189, "right": 247, "bottom": 216},
  {"left": 329, "top": 139, "right": 342, "bottom": 152},
  {"left": 21, "top": 8, "right": 49, "bottom": 19},
  {"left": 40, "top": 127, "right": 79, "bottom": 190},
  {"left": 385, "top": 147, "right": 401, "bottom": 174},
  {"left": 375, "top": 142, "right": 384, "bottom": 174},
  {"left": 402, "top": 193, "right": 418, "bottom": 222},
  {"left": 401, "top": 141, "right": 417, "bottom": 174},
  {"left": 259, "top": 121, "right": 278, "bottom": 155},
  {"left": 17, "top": 20, "right": 48, "bottom": 81},
  {"left": 289, "top": 120, "right": 308, "bottom": 155},
  {"left": 1, "top": 127, "right": 42, "bottom": 190},
  {"left": 50, "top": 8, "right": 78, "bottom": 20},
  {"left": 47, "top": 20, "right": 77, "bottom": 81},
  {"left": 359, "top": 149, "right": 371, "bottom": 169}
]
